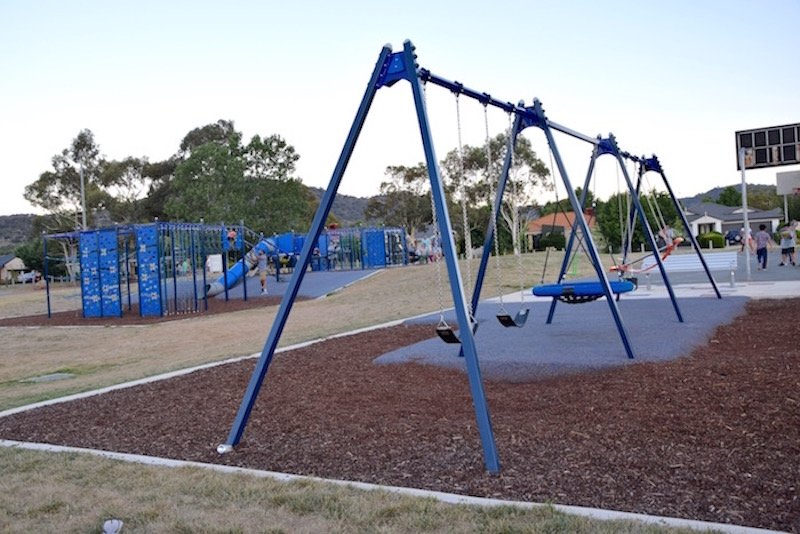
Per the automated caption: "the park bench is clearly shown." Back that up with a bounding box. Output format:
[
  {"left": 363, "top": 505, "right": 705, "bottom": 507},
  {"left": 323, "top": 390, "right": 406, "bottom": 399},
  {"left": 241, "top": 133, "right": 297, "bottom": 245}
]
[{"left": 641, "top": 250, "right": 738, "bottom": 286}]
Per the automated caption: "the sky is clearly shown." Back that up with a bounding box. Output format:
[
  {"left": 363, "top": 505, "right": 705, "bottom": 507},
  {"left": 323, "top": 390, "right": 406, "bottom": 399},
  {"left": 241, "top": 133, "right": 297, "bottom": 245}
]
[{"left": 1, "top": 0, "right": 798, "bottom": 217}]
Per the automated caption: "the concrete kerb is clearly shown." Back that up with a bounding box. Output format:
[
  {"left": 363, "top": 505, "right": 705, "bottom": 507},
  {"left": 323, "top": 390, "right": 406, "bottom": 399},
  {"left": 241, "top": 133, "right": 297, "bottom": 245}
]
[{"left": 0, "top": 439, "right": 784, "bottom": 534}]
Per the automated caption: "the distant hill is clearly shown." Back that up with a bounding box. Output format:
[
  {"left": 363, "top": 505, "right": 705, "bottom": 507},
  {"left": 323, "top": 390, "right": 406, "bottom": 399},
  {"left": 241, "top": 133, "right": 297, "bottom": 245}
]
[
  {"left": 680, "top": 183, "right": 777, "bottom": 205},
  {"left": 0, "top": 214, "right": 35, "bottom": 253},
  {"left": 308, "top": 187, "right": 375, "bottom": 227}
]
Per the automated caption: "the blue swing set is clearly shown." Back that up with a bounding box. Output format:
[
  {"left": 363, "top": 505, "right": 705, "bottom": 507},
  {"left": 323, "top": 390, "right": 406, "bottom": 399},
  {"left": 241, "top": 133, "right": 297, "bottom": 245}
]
[{"left": 216, "top": 41, "right": 723, "bottom": 474}]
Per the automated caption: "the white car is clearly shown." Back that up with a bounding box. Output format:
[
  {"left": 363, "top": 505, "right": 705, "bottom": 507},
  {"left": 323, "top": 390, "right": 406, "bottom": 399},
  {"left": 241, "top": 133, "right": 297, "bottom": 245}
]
[{"left": 17, "top": 271, "right": 41, "bottom": 283}]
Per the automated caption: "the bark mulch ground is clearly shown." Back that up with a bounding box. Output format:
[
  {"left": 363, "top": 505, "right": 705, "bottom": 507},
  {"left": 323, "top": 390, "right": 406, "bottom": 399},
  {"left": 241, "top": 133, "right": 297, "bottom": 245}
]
[{"left": 1, "top": 298, "right": 798, "bottom": 532}]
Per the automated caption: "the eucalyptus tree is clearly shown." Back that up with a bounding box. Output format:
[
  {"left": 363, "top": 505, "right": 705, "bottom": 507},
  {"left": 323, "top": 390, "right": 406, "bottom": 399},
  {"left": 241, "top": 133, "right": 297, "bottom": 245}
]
[{"left": 365, "top": 163, "right": 434, "bottom": 238}]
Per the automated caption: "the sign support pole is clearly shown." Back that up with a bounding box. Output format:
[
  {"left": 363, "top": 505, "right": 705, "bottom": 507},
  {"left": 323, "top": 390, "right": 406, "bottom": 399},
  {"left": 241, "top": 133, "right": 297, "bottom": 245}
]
[{"left": 738, "top": 147, "right": 751, "bottom": 282}]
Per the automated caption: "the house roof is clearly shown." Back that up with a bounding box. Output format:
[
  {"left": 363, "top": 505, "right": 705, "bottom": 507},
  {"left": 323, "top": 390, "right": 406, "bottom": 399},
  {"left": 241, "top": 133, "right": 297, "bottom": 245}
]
[
  {"left": 683, "top": 202, "right": 783, "bottom": 223},
  {"left": 0, "top": 254, "right": 16, "bottom": 268},
  {"left": 526, "top": 211, "right": 596, "bottom": 234}
]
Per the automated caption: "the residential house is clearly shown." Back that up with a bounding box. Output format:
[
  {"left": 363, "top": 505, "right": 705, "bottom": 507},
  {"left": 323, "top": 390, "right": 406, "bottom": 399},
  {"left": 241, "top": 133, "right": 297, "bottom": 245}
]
[
  {"left": 682, "top": 202, "right": 783, "bottom": 237},
  {"left": 0, "top": 254, "right": 26, "bottom": 282},
  {"left": 525, "top": 210, "right": 596, "bottom": 251}
]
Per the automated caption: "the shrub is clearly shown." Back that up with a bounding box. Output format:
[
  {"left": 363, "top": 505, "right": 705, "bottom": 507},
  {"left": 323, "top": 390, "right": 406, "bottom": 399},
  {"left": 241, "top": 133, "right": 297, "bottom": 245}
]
[
  {"left": 697, "top": 231, "right": 725, "bottom": 249},
  {"left": 538, "top": 233, "right": 566, "bottom": 250}
]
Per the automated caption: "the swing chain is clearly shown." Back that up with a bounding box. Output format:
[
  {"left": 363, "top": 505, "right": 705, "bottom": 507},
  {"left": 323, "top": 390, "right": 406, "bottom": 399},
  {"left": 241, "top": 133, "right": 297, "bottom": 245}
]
[
  {"left": 486, "top": 106, "right": 506, "bottom": 313},
  {"left": 422, "top": 81, "right": 449, "bottom": 328},
  {"left": 454, "top": 93, "right": 473, "bottom": 297}
]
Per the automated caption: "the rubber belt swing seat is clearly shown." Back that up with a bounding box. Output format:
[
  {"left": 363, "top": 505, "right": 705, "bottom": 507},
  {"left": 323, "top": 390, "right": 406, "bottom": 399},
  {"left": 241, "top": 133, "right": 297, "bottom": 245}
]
[{"left": 532, "top": 279, "right": 636, "bottom": 304}]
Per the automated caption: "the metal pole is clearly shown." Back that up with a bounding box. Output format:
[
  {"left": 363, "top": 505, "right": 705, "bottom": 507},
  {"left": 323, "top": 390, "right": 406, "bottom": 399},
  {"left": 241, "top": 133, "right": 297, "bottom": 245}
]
[
  {"left": 784, "top": 194, "right": 789, "bottom": 226},
  {"left": 43, "top": 232, "right": 52, "bottom": 319},
  {"left": 190, "top": 224, "right": 198, "bottom": 313},
  {"left": 240, "top": 221, "right": 248, "bottom": 302},
  {"left": 738, "top": 148, "right": 751, "bottom": 282},
  {"left": 220, "top": 43, "right": 392, "bottom": 455},
  {"left": 125, "top": 230, "right": 132, "bottom": 312},
  {"left": 79, "top": 160, "right": 87, "bottom": 229},
  {"left": 405, "top": 41, "right": 500, "bottom": 472},
  {"left": 201, "top": 224, "right": 208, "bottom": 312}
]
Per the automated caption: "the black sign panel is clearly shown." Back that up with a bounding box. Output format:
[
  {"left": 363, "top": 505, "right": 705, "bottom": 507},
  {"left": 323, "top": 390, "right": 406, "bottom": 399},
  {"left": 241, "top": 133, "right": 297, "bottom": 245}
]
[{"left": 735, "top": 122, "right": 800, "bottom": 170}]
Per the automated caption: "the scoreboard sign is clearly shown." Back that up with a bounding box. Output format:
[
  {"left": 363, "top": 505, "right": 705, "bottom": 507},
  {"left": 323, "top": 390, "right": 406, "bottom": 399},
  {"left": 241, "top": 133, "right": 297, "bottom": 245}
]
[{"left": 735, "top": 122, "right": 800, "bottom": 170}]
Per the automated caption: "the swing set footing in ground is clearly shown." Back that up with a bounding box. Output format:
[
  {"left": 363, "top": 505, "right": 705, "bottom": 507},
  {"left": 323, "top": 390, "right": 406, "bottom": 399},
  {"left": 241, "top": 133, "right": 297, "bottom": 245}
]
[{"left": 217, "top": 40, "right": 723, "bottom": 474}]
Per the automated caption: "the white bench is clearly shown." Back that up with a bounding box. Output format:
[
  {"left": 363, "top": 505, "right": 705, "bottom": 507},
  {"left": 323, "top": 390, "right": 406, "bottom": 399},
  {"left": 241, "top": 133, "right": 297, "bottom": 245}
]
[
  {"left": 640, "top": 251, "right": 738, "bottom": 287},
  {"left": 641, "top": 251, "right": 738, "bottom": 272}
]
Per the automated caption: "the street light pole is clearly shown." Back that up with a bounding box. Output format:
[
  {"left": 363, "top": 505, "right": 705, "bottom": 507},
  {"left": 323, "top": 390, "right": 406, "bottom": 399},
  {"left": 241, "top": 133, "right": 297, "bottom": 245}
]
[
  {"left": 738, "top": 147, "right": 751, "bottom": 282},
  {"left": 79, "top": 159, "right": 87, "bottom": 230}
]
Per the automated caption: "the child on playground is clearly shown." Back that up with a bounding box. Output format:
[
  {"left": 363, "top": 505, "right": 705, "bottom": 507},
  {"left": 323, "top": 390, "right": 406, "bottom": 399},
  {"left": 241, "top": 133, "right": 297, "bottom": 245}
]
[
  {"left": 753, "top": 224, "right": 775, "bottom": 270},
  {"left": 778, "top": 221, "right": 798, "bottom": 266},
  {"left": 257, "top": 249, "right": 269, "bottom": 294}
]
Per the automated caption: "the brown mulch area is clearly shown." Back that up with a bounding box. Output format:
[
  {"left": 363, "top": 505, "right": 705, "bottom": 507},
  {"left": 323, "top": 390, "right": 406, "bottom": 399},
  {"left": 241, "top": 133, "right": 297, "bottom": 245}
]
[
  {"left": 1, "top": 299, "right": 799, "bottom": 532},
  {"left": 0, "top": 295, "right": 293, "bottom": 327}
]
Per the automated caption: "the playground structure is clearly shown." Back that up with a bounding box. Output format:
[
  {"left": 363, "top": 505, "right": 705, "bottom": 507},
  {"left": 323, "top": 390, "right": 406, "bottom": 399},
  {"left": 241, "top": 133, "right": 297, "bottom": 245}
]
[
  {"left": 44, "top": 223, "right": 409, "bottom": 318},
  {"left": 205, "top": 226, "right": 408, "bottom": 296},
  {"left": 44, "top": 222, "right": 237, "bottom": 318},
  {"left": 218, "top": 40, "right": 721, "bottom": 473}
]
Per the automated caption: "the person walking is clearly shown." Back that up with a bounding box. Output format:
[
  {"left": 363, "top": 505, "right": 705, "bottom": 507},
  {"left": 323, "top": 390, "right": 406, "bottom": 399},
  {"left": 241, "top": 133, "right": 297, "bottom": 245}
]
[
  {"left": 257, "top": 249, "right": 269, "bottom": 294},
  {"left": 753, "top": 224, "right": 775, "bottom": 270}
]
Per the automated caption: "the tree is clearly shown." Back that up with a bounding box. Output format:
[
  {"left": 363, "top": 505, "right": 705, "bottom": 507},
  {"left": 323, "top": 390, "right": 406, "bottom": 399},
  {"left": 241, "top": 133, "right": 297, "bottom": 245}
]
[
  {"left": 747, "top": 188, "right": 781, "bottom": 211},
  {"left": 365, "top": 163, "right": 433, "bottom": 237},
  {"left": 166, "top": 141, "right": 248, "bottom": 224},
  {"left": 14, "top": 238, "right": 44, "bottom": 273},
  {"left": 139, "top": 157, "right": 180, "bottom": 221},
  {"left": 23, "top": 129, "right": 111, "bottom": 280},
  {"left": 717, "top": 186, "right": 742, "bottom": 207},
  {"left": 540, "top": 188, "right": 595, "bottom": 216},
  {"left": 245, "top": 134, "right": 299, "bottom": 181},
  {"left": 166, "top": 124, "right": 316, "bottom": 234},
  {"left": 595, "top": 191, "right": 679, "bottom": 253},
  {"left": 443, "top": 133, "right": 548, "bottom": 255},
  {"left": 178, "top": 119, "right": 239, "bottom": 157},
  {"left": 24, "top": 129, "right": 109, "bottom": 231},
  {"left": 100, "top": 156, "right": 152, "bottom": 223}
]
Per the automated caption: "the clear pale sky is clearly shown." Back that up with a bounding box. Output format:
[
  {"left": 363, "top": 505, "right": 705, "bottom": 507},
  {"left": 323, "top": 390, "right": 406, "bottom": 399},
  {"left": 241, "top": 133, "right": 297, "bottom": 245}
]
[{"left": 1, "top": 0, "right": 798, "bottom": 216}]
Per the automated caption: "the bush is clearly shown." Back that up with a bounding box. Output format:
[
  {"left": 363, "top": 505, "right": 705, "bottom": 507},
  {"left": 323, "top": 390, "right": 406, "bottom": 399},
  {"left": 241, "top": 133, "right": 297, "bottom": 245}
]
[
  {"left": 538, "top": 233, "right": 566, "bottom": 250},
  {"left": 697, "top": 231, "right": 725, "bottom": 249}
]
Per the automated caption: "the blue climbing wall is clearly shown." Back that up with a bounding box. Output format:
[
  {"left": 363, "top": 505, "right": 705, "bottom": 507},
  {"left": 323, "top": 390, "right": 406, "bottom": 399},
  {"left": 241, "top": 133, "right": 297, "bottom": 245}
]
[
  {"left": 80, "top": 231, "right": 102, "bottom": 318},
  {"left": 98, "top": 229, "right": 122, "bottom": 317},
  {"left": 362, "top": 229, "right": 386, "bottom": 268},
  {"left": 79, "top": 229, "right": 121, "bottom": 317},
  {"left": 136, "top": 224, "right": 162, "bottom": 317}
]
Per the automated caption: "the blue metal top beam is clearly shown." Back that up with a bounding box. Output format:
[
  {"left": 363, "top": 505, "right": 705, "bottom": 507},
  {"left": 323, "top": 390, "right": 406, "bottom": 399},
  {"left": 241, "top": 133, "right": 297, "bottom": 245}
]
[
  {"left": 378, "top": 40, "right": 650, "bottom": 159},
  {"left": 418, "top": 68, "right": 600, "bottom": 146}
]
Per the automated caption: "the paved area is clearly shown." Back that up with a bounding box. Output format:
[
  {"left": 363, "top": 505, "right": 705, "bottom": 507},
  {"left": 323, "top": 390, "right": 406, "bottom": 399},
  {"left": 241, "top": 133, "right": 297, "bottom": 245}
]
[
  {"left": 376, "top": 248, "right": 800, "bottom": 381},
  {"left": 214, "top": 269, "right": 379, "bottom": 300}
]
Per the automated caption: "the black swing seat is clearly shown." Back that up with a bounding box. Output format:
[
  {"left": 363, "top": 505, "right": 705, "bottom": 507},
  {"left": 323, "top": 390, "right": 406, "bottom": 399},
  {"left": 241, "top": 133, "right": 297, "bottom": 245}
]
[
  {"left": 532, "top": 279, "right": 635, "bottom": 304},
  {"left": 435, "top": 325, "right": 461, "bottom": 344},
  {"left": 496, "top": 308, "right": 530, "bottom": 328},
  {"left": 435, "top": 321, "right": 479, "bottom": 344}
]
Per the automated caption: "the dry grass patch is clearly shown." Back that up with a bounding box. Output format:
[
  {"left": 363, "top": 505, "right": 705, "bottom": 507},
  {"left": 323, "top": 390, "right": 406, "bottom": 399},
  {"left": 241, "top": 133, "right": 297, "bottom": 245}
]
[
  {"left": 0, "top": 252, "right": 605, "bottom": 411},
  {"left": 0, "top": 447, "right": 706, "bottom": 533}
]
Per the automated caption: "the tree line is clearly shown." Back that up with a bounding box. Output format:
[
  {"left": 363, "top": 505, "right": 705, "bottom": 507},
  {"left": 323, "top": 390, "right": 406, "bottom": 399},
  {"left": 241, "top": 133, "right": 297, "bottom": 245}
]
[
  {"left": 16, "top": 119, "right": 800, "bottom": 273},
  {"left": 24, "top": 120, "right": 316, "bottom": 236}
]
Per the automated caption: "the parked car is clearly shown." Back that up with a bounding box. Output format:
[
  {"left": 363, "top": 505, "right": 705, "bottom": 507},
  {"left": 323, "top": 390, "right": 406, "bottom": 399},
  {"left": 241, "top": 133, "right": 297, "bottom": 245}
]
[
  {"left": 17, "top": 270, "right": 41, "bottom": 283},
  {"left": 725, "top": 230, "right": 742, "bottom": 246}
]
